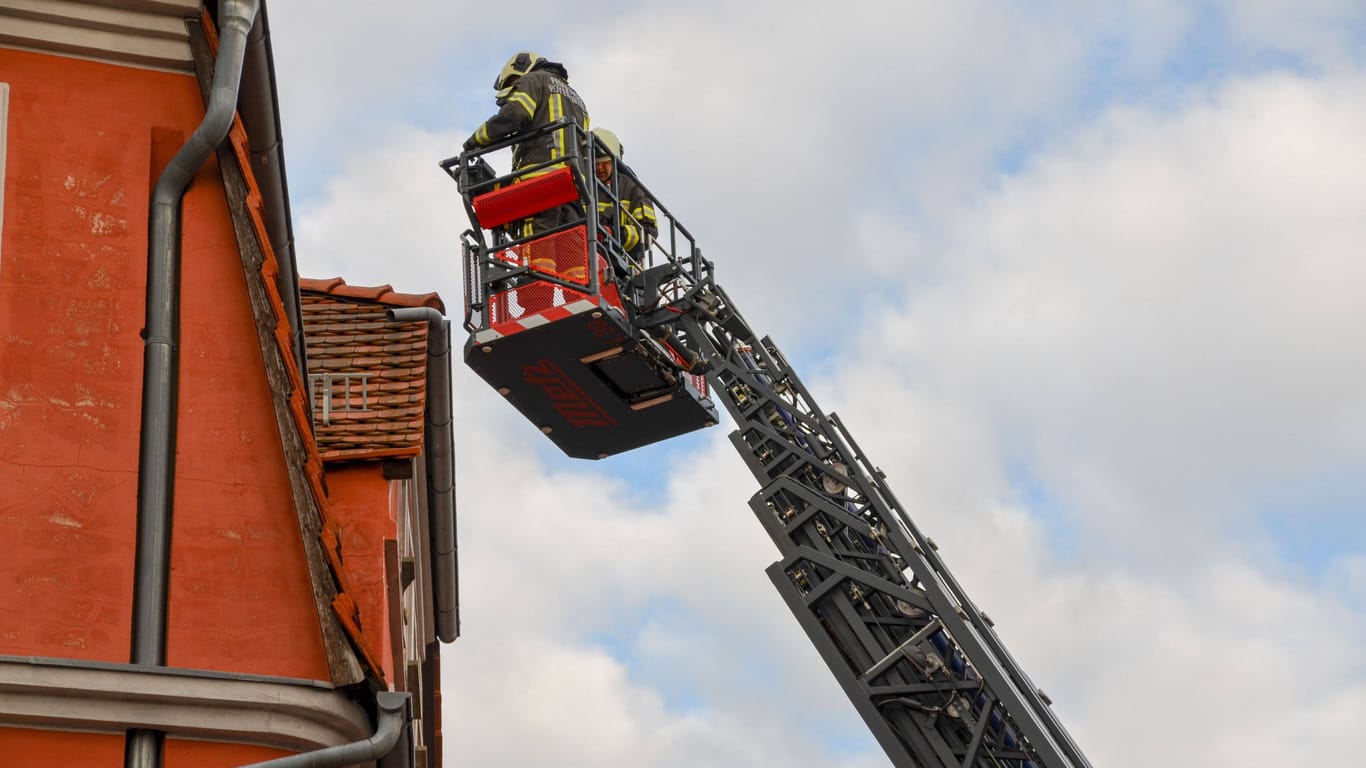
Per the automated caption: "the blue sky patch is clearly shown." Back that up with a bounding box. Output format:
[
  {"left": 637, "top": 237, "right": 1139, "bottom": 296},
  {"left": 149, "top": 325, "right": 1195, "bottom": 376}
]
[
  {"left": 1006, "top": 458, "right": 1080, "bottom": 564},
  {"left": 1256, "top": 467, "right": 1366, "bottom": 581}
]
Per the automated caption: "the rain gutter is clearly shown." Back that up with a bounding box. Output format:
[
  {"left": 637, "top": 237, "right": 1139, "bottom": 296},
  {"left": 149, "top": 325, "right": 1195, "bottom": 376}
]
[
  {"left": 239, "top": 691, "right": 411, "bottom": 768},
  {"left": 387, "top": 307, "right": 460, "bottom": 642}
]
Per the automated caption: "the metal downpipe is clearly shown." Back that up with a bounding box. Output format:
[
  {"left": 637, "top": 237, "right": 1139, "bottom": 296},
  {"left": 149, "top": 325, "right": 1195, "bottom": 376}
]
[
  {"left": 387, "top": 307, "right": 459, "bottom": 641},
  {"left": 239, "top": 691, "right": 411, "bottom": 768},
  {"left": 128, "top": 2, "right": 260, "bottom": 766}
]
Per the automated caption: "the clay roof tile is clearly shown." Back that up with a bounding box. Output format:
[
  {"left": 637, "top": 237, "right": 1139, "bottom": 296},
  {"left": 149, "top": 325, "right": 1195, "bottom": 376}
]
[
  {"left": 299, "top": 275, "right": 445, "bottom": 312},
  {"left": 300, "top": 275, "right": 449, "bottom": 461}
]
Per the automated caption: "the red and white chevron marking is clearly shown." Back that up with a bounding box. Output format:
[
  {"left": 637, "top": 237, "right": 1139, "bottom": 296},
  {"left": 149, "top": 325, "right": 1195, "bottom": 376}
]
[{"left": 474, "top": 298, "right": 601, "bottom": 344}]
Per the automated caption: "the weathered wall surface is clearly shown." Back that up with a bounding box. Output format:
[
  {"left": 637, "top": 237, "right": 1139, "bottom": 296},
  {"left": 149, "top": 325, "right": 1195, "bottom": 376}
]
[{"left": 0, "top": 47, "right": 326, "bottom": 680}]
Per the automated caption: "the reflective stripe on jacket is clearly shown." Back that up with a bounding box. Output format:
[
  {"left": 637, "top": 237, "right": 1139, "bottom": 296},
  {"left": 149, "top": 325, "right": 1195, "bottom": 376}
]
[
  {"left": 597, "top": 168, "right": 657, "bottom": 254},
  {"left": 467, "top": 67, "right": 590, "bottom": 171}
]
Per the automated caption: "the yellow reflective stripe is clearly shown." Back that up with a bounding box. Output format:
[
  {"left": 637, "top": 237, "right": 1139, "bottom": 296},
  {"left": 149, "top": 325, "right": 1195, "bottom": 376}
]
[
  {"left": 474, "top": 124, "right": 491, "bottom": 144},
  {"left": 550, "top": 94, "right": 565, "bottom": 160},
  {"left": 595, "top": 200, "right": 623, "bottom": 225},
  {"left": 519, "top": 162, "right": 568, "bottom": 180},
  {"left": 593, "top": 200, "right": 638, "bottom": 249},
  {"left": 621, "top": 197, "right": 656, "bottom": 225},
  {"left": 616, "top": 194, "right": 657, "bottom": 224},
  {"left": 509, "top": 91, "right": 536, "bottom": 117}
]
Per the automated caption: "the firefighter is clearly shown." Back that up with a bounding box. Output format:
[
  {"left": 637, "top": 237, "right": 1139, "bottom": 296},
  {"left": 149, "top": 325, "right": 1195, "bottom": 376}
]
[
  {"left": 462, "top": 52, "right": 591, "bottom": 244},
  {"left": 592, "top": 128, "right": 657, "bottom": 269}
]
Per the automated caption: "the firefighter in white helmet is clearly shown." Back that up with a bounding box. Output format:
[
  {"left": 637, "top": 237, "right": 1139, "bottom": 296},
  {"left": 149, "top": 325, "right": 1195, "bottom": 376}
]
[{"left": 592, "top": 127, "right": 657, "bottom": 267}]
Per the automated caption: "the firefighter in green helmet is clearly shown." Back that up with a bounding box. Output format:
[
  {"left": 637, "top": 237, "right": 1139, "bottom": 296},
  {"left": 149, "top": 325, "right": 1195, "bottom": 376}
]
[{"left": 463, "top": 51, "right": 591, "bottom": 241}]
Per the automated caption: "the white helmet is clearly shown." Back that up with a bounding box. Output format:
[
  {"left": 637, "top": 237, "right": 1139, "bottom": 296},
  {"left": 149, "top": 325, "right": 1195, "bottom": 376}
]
[{"left": 593, "top": 128, "right": 623, "bottom": 159}]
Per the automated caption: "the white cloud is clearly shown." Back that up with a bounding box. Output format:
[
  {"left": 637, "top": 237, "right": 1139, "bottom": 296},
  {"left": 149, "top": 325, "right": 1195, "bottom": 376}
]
[
  {"left": 856, "top": 73, "right": 1366, "bottom": 559},
  {"left": 820, "top": 71, "right": 1366, "bottom": 765},
  {"left": 559, "top": 1, "right": 1106, "bottom": 337},
  {"left": 439, "top": 395, "right": 884, "bottom": 767},
  {"left": 291, "top": 126, "right": 465, "bottom": 295}
]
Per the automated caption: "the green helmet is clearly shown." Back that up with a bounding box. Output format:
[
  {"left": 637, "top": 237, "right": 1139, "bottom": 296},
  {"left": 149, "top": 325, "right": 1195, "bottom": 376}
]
[
  {"left": 593, "top": 128, "right": 623, "bottom": 159},
  {"left": 494, "top": 51, "right": 546, "bottom": 91}
]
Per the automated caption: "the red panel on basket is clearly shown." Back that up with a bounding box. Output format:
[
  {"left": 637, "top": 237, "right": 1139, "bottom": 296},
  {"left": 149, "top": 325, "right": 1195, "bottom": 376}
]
[
  {"left": 471, "top": 167, "right": 579, "bottom": 229},
  {"left": 491, "top": 224, "right": 588, "bottom": 280},
  {"left": 486, "top": 251, "right": 625, "bottom": 338}
]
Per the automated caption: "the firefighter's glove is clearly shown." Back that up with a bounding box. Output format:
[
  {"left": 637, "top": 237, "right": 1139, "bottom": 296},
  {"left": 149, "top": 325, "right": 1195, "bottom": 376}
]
[{"left": 462, "top": 136, "right": 478, "bottom": 152}]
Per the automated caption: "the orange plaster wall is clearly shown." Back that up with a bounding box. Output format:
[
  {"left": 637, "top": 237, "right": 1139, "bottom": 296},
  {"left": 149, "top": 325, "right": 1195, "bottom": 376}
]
[
  {"left": 0, "top": 728, "right": 125, "bottom": 762},
  {"left": 0, "top": 48, "right": 156, "bottom": 661},
  {"left": 324, "top": 463, "right": 397, "bottom": 678},
  {"left": 0, "top": 728, "right": 290, "bottom": 766},
  {"left": 165, "top": 737, "right": 291, "bottom": 766},
  {"left": 0, "top": 48, "right": 328, "bottom": 680}
]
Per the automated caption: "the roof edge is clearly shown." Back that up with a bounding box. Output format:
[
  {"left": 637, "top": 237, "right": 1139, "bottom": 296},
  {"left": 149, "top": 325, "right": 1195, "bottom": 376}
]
[{"left": 301, "top": 276, "right": 446, "bottom": 312}]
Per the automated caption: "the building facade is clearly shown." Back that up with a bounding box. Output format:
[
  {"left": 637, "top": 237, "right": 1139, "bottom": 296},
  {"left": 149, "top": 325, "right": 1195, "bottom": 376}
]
[{"left": 0, "top": 2, "right": 454, "bottom": 765}]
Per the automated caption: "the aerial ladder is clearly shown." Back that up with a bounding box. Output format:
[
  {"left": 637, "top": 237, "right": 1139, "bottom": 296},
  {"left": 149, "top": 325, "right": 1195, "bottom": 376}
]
[{"left": 442, "top": 124, "right": 1092, "bottom": 768}]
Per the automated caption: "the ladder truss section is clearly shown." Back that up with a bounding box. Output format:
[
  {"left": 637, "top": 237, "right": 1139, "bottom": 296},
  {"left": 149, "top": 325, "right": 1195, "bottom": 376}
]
[{"left": 681, "top": 292, "right": 1090, "bottom": 768}]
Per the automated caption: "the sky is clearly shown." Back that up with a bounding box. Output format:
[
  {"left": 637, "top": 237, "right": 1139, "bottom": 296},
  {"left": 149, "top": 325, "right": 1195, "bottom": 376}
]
[{"left": 265, "top": 2, "right": 1366, "bottom": 765}]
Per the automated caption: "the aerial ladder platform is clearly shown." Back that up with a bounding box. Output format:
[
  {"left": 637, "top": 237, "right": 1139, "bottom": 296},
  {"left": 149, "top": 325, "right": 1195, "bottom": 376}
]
[{"left": 442, "top": 124, "right": 1092, "bottom": 768}]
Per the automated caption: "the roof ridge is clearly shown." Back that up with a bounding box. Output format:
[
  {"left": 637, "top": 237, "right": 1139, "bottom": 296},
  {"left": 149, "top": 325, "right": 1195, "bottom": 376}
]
[{"left": 300, "top": 276, "right": 446, "bottom": 312}]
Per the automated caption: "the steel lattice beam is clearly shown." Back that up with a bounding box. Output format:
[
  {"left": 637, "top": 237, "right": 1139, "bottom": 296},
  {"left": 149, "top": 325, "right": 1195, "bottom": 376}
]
[{"left": 674, "top": 289, "right": 1091, "bottom": 768}]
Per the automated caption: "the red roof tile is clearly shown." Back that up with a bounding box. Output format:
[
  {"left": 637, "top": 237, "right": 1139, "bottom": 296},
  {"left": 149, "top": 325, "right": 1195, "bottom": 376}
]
[{"left": 301, "top": 278, "right": 448, "bottom": 461}]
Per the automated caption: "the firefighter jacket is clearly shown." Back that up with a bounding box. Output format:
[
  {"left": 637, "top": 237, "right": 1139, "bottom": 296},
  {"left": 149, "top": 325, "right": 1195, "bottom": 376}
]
[
  {"left": 597, "top": 165, "right": 658, "bottom": 255},
  {"left": 464, "top": 64, "right": 590, "bottom": 173}
]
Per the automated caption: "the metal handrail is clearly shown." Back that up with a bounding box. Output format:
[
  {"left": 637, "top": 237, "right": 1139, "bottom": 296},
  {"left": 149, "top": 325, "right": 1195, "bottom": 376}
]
[{"left": 446, "top": 120, "right": 714, "bottom": 340}]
